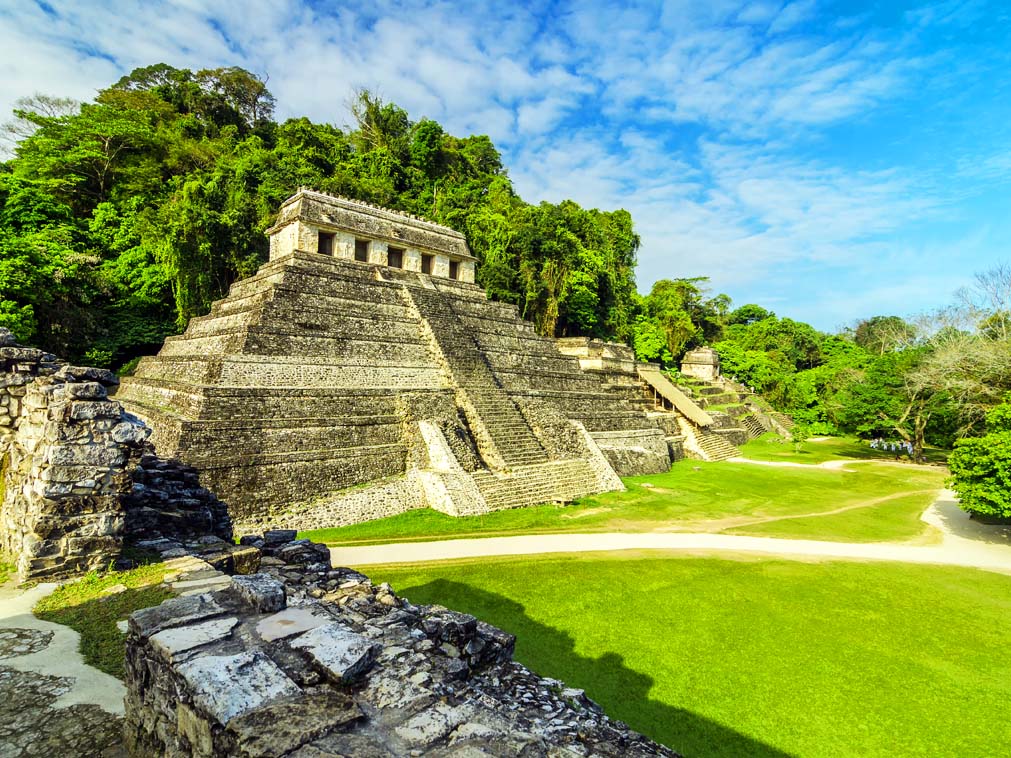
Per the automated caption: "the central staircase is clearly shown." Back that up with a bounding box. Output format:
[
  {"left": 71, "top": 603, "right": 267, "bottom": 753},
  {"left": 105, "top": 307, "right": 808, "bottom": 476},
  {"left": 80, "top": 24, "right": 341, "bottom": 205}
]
[{"left": 404, "top": 285, "right": 549, "bottom": 471}]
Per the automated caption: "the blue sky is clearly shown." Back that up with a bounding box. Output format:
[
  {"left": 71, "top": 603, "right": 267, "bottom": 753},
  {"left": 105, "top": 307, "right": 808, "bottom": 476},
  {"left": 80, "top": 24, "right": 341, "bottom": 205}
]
[{"left": 1, "top": 0, "right": 1009, "bottom": 331}]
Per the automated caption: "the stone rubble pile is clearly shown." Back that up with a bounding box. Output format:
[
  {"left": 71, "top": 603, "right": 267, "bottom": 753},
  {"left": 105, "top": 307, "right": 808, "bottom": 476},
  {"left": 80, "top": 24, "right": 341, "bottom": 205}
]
[
  {"left": 124, "top": 455, "right": 233, "bottom": 551},
  {"left": 125, "top": 530, "right": 679, "bottom": 757},
  {"left": 0, "top": 328, "right": 234, "bottom": 581}
]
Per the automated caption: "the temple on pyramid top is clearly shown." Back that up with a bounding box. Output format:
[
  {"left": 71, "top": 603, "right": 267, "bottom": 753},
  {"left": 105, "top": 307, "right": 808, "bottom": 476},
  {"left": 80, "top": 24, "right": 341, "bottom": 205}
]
[
  {"left": 116, "top": 189, "right": 693, "bottom": 534},
  {"left": 267, "top": 189, "right": 478, "bottom": 283}
]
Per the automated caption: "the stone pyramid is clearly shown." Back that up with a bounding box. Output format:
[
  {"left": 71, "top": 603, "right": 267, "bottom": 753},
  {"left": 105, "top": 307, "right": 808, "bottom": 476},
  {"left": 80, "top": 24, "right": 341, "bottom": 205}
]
[{"left": 116, "top": 190, "right": 670, "bottom": 531}]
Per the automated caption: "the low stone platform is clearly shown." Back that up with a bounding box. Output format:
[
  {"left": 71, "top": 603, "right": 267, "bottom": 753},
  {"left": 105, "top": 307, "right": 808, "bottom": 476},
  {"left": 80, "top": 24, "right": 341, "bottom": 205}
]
[{"left": 124, "top": 531, "right": 679, "bottom": 757}]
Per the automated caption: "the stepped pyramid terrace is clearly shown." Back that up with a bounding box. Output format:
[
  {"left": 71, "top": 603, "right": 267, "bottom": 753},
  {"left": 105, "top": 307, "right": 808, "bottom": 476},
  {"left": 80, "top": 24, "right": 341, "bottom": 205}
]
[
  {"left": 115, "top": 190, "right": 673, "bottom": 531},
  {"left": 557, "top": 340, "right": 794, "bottom": 462}
]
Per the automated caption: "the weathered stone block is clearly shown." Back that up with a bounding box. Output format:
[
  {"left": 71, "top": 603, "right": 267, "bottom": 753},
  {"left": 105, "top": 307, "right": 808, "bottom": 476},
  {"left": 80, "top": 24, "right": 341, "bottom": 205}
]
[
  {"left": 65, "top": 382, "right": 108, "bottom": 400},
  {"left": 229, "top": 573, "right": 286, "bottom": 613},
  {"left": 263, "top": 529, "right": 297, "bottom": 545},
  {"left": 177, "top": 651, "right": 302, "bottom": 725},
  {"left": 54, "top": 365, "right": 120, "bottom": 386},
  {"left": 150, "top": 616, "right": 240, "bottom": 662},
  {"left": 177, "top": 702, "right": 214, "bottom": 757},
  {"left": 130, "top": 593, "right": 227, "bottom": 639},
  {"left": 112, "top": 419, "right": 150, "bottom": 444},
  {"left": 290, "top": 622, "right": 380, "bottom": 683},
  {"left": 256, "top": 606, "right": 331, "bottom": 642},
  {"left": 69, "top": 400, "right": 123, "bottom": 420},
  {"left": 48, "top": 444, "right": 124, "bottom": 467},
  {"left": 226, "top": 691, "right": 363, "bottom": 757}
]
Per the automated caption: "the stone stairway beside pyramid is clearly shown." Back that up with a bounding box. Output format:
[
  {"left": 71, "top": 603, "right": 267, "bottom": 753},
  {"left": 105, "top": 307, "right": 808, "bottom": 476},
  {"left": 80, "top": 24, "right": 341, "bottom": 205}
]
[{"left": 559, "top": 341, "right": 795, "bottom": 463}]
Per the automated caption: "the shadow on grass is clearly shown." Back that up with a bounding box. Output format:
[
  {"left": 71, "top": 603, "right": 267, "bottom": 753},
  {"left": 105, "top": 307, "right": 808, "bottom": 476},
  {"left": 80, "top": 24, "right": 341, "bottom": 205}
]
[
  {"left": 930, "top": 498, "right": 1011, "bottom": 546},
  {"left": 396, "top": 578, "right": 792, "bottom": 758}
]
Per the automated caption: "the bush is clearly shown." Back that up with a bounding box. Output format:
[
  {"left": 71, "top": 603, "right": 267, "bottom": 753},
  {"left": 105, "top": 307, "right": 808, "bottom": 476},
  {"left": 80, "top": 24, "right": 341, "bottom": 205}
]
[
  {"left": 806, "top": 421, "right": 839, "bottom": 436},
  {"left": 948, "top": 433, "right": 1011, "bottom": 519},
  {"left": 116, "top": 356, "right": 143, "bottom": 376},
  {"left": 83, "top": 347, "right": 113, "bottom": 368},
  {"left": 948, "top": 396, "right": 1011, "bottom": 519}
]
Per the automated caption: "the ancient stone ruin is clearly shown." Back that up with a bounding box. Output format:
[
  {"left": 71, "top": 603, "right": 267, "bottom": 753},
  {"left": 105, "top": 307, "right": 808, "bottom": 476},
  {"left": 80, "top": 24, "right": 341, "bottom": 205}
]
[
  {"left": 0, "top": 324, "right": 676, "bottom": 755},
  {"left": 556, "top": 336, "right": 790, "bottom": 463},
  {"left": 0, "top": 328, "right": 232, "bottom": 581},
  {"left": 116, "top": 189, "right": 671, "bottom": 532},
  {"left": 124, "top": 530, "right": 677, "bottom": 757},
  {"left": 679, "top": 347, "right": 721, "bottom": 382}
]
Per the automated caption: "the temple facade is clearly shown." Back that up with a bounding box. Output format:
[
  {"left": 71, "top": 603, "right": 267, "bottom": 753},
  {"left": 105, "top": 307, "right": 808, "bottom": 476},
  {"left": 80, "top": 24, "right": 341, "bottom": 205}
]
[
  {"left": 116, "top": 191, "right": 671, "bottom": 531},
  {"left": 268, "top": 189, "right": 478, "bottom": 283}
]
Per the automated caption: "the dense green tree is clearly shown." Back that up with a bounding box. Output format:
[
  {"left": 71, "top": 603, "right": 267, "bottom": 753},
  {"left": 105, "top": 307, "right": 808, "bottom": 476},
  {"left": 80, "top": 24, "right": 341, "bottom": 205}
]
[
  {"left": 854, "top": 315, "right": 915, "bottom": 355},
  {"left": 0, "top": 66, "right": 642, "bottom": 365},
  {"left": 727, "top": 303, "right": 774, "bottom": 326},
  {"left": 948, "top": 395, "right": 1011, "bottom": 519}
]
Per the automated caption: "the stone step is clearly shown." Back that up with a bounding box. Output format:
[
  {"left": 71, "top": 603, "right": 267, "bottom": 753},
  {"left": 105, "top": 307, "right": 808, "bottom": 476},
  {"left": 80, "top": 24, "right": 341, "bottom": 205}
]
[
  {"left": 695, "top": 429, "right": 740, "bottom": 461},
  {"left": 741, "top": 415, "right": 767, "bottom": 439},
  {"left": 770, "top": 412, "right": 796, "bottom": 430},
  {"left": 471, "top": 460, "right": 599, "bottom": 509}
]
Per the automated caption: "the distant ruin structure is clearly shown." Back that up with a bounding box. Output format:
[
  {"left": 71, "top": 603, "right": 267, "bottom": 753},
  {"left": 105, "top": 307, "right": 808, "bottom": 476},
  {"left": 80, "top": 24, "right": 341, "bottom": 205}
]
[
  {"left": 680, "top": 347, "right": 721, "bottom": 382},
  {"left": 117, "top": 190, "right": 671, "bottom": 531},
  {"left": 557, "top": 337, "right": 793, "bottom": 463}
]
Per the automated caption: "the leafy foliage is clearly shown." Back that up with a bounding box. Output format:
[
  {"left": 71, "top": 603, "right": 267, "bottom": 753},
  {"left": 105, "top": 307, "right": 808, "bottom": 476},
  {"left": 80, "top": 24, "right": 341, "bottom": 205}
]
[
  {"left": 948, "top": 395, "right": 1011, "bottom": 518},
  {"left": 1, "top": 65, "right": 640, "bottom": 365}
]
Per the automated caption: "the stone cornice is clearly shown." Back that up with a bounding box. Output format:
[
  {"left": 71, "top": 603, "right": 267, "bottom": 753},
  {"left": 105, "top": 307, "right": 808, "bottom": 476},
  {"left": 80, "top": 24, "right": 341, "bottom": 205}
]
[{"left": 266, "top": 188, "right": 475, "bottom": 261}]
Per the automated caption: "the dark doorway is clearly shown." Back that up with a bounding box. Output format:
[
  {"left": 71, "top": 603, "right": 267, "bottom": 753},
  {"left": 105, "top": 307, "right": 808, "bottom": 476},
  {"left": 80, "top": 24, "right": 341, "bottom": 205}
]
[{"left": 317, "top": 232, "right": 334, "bottom": 256}]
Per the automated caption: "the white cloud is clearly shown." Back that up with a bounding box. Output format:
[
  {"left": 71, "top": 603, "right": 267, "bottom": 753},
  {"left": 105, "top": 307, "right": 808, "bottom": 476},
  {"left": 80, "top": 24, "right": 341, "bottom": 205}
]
[{"left": 0, "top": 0, "right": 1001, "bottom": 328}]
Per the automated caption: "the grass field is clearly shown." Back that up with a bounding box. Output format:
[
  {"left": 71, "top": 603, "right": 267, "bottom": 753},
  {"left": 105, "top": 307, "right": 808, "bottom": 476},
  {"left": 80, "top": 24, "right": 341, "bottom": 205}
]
[
  {"left": 373, "top": 553, "right": 1011, "bottom": 757},
  {"left": 303, "top": 453, "right": 945, "bottom": 546},
  {"left": 740, "top": 434, "right": 949, "bottom": 465}
]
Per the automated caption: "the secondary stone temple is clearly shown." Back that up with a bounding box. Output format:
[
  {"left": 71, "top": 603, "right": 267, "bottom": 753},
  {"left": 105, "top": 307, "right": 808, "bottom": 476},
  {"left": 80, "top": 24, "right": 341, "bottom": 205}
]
[{"left": 116, "top": 190, "right": 672, "bottom": 531}]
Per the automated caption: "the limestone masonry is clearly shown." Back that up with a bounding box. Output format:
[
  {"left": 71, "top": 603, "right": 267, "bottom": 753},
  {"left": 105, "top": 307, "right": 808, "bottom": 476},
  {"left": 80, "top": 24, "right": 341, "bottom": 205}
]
[
  {"left": 117, "top": 190, "right": 671, "bottom": 531},
  {"left": 0, "top": 327, "right": 233, "bottom": 581},
  {"left": 125, "top": 530, "right": 678, "bottom": 757}
]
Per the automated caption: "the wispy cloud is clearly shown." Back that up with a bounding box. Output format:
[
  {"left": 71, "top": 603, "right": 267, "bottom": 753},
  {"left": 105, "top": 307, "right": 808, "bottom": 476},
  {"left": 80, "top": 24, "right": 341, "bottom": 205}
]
[{"left": 1, "top": 0, "right": 1007, "bottom": 328}]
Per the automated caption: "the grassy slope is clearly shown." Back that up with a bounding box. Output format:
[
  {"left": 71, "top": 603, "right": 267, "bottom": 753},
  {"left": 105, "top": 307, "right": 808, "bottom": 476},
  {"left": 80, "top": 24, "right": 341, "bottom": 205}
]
[
  {"left": 304, "top": 455, "right": 945, "bottom": 545},
  {"left": 374, "top": 553, "right": 1011, "bottom": 758},
  {"left": 740, "top": 434, "right": 950, "bottom": 465},
  {"left": 34, "top": 563, "right": 174, "bottom": 678}
]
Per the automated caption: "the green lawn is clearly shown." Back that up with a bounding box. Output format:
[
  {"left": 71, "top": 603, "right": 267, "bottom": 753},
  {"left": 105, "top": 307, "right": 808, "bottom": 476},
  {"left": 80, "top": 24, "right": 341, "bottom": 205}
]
[
  {"left": 373, "top": 553, "right": 1011, "bottom": 757},
  {"left": 740, "top": 433, "right": 949, "bottom": 465},
  {"left": 726, "top": 492, "right": 939, "bottom": 542},
  {"left": 303, "top": 459, "right": 945, "bottom": 546}
]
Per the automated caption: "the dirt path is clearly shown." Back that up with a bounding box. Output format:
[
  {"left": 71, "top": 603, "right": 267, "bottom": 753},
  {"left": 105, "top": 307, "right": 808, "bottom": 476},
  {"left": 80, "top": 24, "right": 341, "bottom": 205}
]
[
  {"left": 711, "top": 488, "right": 940, "bottom": 531},
  {"left": 330, "top": 490, "right": 1011, "bottom": 575}
]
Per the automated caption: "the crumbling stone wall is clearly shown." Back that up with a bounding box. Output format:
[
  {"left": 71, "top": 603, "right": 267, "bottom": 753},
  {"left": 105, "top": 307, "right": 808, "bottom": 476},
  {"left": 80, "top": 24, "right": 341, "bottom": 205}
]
[
  {"left": 124, "top": 531, "right": 678, "bottom": 757},
  {"left": 0, "top": 329, "right": 232, "bottom": 580},
  {"left": 0, "top": 329, "right": 147, "bottom": 579}
]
